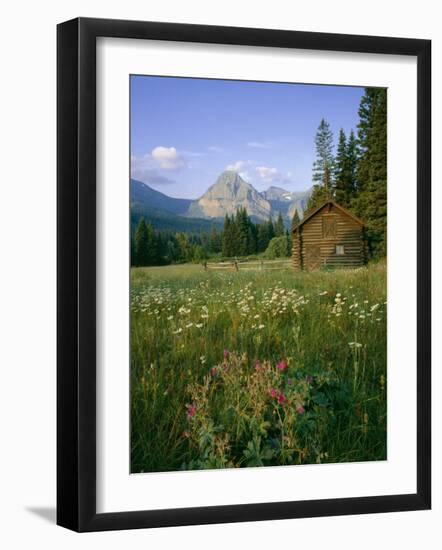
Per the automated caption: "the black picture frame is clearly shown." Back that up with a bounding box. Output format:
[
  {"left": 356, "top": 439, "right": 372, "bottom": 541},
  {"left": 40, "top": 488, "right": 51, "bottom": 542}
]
[{"left": 57, "top": 17, "right": 431, "bottom": 532}]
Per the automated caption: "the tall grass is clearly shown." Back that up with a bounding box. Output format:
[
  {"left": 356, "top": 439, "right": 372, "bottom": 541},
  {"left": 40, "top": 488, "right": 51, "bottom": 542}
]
[{"left": 131, "top": 262, "right": 386, "bottom": 472}]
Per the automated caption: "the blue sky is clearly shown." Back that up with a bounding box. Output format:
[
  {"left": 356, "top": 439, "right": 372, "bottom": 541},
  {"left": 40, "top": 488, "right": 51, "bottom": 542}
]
[{"left": 130, "top": 75, "right": 364, "bottom": 199}]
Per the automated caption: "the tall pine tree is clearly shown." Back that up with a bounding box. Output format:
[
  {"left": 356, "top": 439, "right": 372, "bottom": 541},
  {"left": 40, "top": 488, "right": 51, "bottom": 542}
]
[
  {"left": 209, "top": 226, "right": 222, "bottom": 254},
  {"left": 308, "top": 118, "right": 335, "bottom": 210},
  {"left": 134, "top": 219, "right": 149, "bottom": 266},
  {"left": 333, "top": 128, "right": 358, "bottom": 208},
  {"left": 236, "top": 207, "right": 250, "bottom": 256},
  {"left": 274, "top": 212, "right": 285, "bottom": 236},
  {"left": 145, "top": 222, "right": 158, "bottom": 265},
  {"left": 346, "top": 130, "right": 359, "bottom": 197},
  {"left": 312, "top": 118, "right": 334, "bottom": 190},
  {"left": 221, "top": 214, "right": 234, "bottom": 257},
  {"left": 257, "top": 222, "right": 270, "bottom": 252}
]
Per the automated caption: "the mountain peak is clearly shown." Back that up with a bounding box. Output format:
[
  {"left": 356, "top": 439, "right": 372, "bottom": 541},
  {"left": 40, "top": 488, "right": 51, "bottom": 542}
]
[
  {"left": 186, "top": 171, "right": 271, "bottom": 220},
  {"left": 266, "top": 185, "right": 288, "bottom": 193},
  {"left": 261, "top": 186, "right": 293, "bottom": 201},
  {"left": 218, "top": 170, "right": 243, "bottom": 180},
  {"left": 214, "top": 170, "right": 250, "bottom": 191}
]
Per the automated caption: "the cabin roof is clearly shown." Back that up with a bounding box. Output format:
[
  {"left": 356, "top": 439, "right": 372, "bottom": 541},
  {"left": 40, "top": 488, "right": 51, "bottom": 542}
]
[{"left": 293, "top": 199, "right": 364, "bottom": 232}]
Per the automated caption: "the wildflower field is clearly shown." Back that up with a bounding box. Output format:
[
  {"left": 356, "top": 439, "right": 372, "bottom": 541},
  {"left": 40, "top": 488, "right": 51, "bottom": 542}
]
[{"left": 131, "top": 262, "right": 387, "bottom": 473}]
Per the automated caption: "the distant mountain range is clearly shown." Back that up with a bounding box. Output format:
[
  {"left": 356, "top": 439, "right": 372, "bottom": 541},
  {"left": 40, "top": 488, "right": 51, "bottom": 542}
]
[
  {"left": 131, "top": 171, "right": 311, "bottom": 232},
  {"left": 260, "top": 185, "right": 312, "bottom": 221}
]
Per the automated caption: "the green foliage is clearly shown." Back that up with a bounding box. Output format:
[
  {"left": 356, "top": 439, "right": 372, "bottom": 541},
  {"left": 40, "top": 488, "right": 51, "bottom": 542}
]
[
  {"left": 221, "top": 214, "right": 234, "bottom": 257},
  {"left": 256, "top": 221, "right": 270, "bottom": 252},
  {"left": 220, "top": 209, "right": 278, "bottom": 258},
  {"left": 306, "top": 183, "right": 331, "bottom": 212},
  {"left": 133, "top": 219, "right": 158, "bottom": 266},
  {"left": 130, "top": 263, "right": 387, "bottom": 472},
  {"left": 209, "top": 226, "right": 222, "bottom": 254},
  {"left": 264, "top": 235, "right": 291, "bottom": 259},
  {"left": 333, "top": 129, "right": 358, "bottom": 208},
  {"left": 132, "top": 208, "right": 286, "bottom": 267},
  {"left": 352, "top": 89, "right": 387, "bottom": 258},
  {"left": 236, "top": 207, "right": 254, "bottom": 255}
]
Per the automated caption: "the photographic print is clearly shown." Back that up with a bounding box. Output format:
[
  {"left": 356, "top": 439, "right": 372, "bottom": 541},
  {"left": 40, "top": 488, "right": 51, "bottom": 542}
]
[{"left": 130, "top": 76, "right": 387, "bottom": 474}]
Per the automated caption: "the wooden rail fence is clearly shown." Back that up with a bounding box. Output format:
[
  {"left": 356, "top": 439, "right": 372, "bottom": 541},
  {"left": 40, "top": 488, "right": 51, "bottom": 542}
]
[{"left": 203, "top": 259, "right": 293, "bottom": 272}]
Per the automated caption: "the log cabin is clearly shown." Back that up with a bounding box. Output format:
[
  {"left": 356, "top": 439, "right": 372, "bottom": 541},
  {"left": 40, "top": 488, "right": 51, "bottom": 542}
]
[{"left": 292, "top": 199, "right": 366, "bottom": 271}]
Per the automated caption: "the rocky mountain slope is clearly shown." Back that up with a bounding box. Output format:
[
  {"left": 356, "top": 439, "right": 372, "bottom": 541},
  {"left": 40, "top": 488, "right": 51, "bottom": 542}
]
[
  {"left": 261, "top": 185, "right": 311, "bottom": 220},
  {"left": 186, "top": 171, "right": 273, "bottom": 221}
]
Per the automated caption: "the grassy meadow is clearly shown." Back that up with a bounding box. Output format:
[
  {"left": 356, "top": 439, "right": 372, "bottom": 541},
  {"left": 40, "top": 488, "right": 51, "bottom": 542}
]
[{"left": 131, "top": 262, "right": 387, "bottom": 473}]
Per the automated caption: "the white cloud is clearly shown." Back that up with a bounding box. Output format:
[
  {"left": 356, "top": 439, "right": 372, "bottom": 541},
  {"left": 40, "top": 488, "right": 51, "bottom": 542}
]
[
  {"left": 224, "top": 161, "right": 291, "bottom": 187},
  {"left": 131, "top": 154, "right": 176, "bottom": 185},
  {"left": 256, "top": 166, "right": 278, "bottom": 180},
  {"left": 226, "top": 160, "right": 249, "bottom": 172},
  {"left": 239, "top": 172, "right": 251, "bottom": 182},
  {"left": 131, "top": 145, "right": 187, "bottom": 184},
  {"left": 255, "top": 166, "right": 291, "bottom": 185},
  {"left": 225, "top": 160, "right": 256, "bottom": 182},
  {"left": 208, "top": 145, "right": 224, "bottom": 153},
  {"left": 151, "top": 146, "right": 186, "bottom": 170}
]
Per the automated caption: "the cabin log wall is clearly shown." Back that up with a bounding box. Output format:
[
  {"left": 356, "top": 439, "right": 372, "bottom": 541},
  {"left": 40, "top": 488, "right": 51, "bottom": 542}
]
[{"left": 292, "top": 202, "right": 365, "bottom": 271}]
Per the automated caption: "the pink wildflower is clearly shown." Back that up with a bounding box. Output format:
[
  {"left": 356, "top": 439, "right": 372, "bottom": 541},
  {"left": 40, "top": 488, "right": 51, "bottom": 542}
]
[
  {"left": 269, "top": 388, "right": 278, "bottom": 399},
  {"left": 276, "top": 360, "right": 287, "bottom": 372},
  {"left": 223, "top": 349, "right": 230, "bottom": 359},
  {"left": 255, "top": 361, "right": 262, "bottom": 372},
  {"left": 210, "top": 367, "right": 218, "bottom": 377},
  {"left": 278, "top": 393, "right": 287, "bottom": 405},
  {"left": 186, "top": 404, "right": 197, "bottom": 420},
  {"left": 296, "top": 405, "right": 305, "bottom": 415}
]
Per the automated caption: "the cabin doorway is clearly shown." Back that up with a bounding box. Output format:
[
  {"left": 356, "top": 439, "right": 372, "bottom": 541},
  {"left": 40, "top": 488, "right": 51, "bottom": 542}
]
[{"left": 305, "top": 245, "right": 321, "bottom": 271}]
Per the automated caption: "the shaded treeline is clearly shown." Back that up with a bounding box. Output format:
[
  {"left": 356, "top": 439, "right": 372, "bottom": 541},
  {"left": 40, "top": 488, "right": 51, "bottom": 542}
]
[{"left": 131, "top": 209, "right": 298, "bottom": 266}]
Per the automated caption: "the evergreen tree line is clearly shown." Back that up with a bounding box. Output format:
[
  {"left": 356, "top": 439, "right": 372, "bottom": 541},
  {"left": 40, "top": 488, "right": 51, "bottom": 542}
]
[
  {"left": 221, "top": 207, "right": 286, "bottom": 257},
  {"left": 132, "top": 219, "right": 219, "bottom": 267},
  {"left": 131, "top": 208, "right": 296, "bottom": 266},
  {"left": 308, "top": 88, "right": 387, "bottom": 258}
]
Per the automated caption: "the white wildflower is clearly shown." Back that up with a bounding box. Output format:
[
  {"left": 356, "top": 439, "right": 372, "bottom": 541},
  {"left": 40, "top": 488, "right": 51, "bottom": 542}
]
[{"left": 349, "top": 342, "right": 362, "bottom": 348}]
